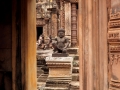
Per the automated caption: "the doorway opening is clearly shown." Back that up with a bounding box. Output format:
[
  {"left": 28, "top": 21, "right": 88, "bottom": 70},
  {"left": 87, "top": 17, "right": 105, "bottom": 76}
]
[{"left": 37, "top": 27, "right": 43, "bottom": 41}]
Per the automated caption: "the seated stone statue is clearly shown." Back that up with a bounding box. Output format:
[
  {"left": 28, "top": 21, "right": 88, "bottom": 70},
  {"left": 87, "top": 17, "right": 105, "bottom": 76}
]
[{"left": 52, "top": 29, "right": 70, "bottom": 54}]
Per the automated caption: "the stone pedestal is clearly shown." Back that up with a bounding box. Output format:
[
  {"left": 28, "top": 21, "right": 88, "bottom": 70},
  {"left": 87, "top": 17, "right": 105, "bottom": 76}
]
[
  {"left": 44, "top": 57, "right": 73, "bottom": 90},
  {"left": 52, "top": 53, "right": 69, "bottom": 57}
]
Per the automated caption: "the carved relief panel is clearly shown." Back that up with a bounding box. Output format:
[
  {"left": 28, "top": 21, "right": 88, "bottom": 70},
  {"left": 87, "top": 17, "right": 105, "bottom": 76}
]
[{"left": 108, "top": 7, "right": 120, "bottom": 90}]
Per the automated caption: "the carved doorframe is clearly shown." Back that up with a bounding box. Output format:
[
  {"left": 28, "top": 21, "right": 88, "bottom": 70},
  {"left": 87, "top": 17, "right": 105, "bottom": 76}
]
[
  {"left": 78, "top": 0, "right": 108, "bottom": 90},
  {"left": 108, "top": 0, "right": 120, "bottom": 89}
]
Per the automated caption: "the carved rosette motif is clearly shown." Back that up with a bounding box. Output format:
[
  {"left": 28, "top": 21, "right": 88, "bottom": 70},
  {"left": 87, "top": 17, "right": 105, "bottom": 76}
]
[{"left": 108, "top": 10, "right": 120, "bottom": 90}]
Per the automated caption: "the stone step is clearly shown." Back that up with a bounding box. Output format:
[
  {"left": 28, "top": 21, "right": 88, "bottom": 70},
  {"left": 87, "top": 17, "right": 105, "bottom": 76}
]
[
  {"left": 69, "top": 54, "right": 79, "bottom": 60},
  {"left": 37, "top": 82, "right": 46, "bottom": 90},
  {"left": 37, "top": 70, "right": 44, "bottom": 75},
  {"left": 67, "top": 48, "right": 79, "bottom": 54},
  {"left": 72, "top": 73, "right": 79, "bottom": 81},
  {"left": 70, "top": 81, "right": 79, "bottom": 90},
  {"left": 43, "top": 87, "right": 69, "bottom": 90},
  {"left": 37, "top": 74, "right": 48, "bottom": 82},
  {"left": 73, "top": 60, "right": 79, "bottom": 67},
  {"left": 72, "top": 67, "right": 79, "bottom": 73}
]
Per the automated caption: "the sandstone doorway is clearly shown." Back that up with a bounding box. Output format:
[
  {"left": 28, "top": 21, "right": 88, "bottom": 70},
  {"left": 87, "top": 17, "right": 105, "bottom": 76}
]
[{"left": 37, "top": 27, "right": 43, "bottom": 40}]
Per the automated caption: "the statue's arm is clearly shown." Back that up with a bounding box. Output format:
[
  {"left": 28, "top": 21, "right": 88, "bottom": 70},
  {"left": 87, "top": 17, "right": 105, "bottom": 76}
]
[{"left": 64, "top": 38, "right": 70, "bottom": 49}]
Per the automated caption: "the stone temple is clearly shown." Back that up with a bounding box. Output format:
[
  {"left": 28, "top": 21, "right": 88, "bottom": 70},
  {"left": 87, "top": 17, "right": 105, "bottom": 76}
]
[{"left": 0, "top": 0, "right": 120, "bottom": 90}]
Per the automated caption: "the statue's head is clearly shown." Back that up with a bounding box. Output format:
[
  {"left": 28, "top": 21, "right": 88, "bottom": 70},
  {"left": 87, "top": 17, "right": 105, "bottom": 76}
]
[{"left": 58, "top": 28, "right": 65, "bottom": 38}]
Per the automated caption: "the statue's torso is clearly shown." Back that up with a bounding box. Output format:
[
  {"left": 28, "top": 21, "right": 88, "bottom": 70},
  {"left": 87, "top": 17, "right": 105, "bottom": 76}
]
[{"left": 56, "top": 37, "right": 67, "bottom": 50}]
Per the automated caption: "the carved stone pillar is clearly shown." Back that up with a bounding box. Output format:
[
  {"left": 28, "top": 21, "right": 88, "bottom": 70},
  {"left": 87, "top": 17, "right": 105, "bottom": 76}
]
[
  {"left": 51, "top": 13, "right": 57, "bottom": 37},
  {"left": 48, "top": 20, "right": 51, "bottom": 36},
  {"left": 78, "top": 0, "right": 108, "bottom": 90},
  {"left": 60, "top": 0, "right": 65, "bottom": 29},
  {"left": 71, "top": 3, "right": 77, "bottom": 47},
  {"left": 65, "top": 2, "right": 71, "bottom": 45},
  {"left": 43, "top": 24, "right": 48, "bottom": 40}
]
